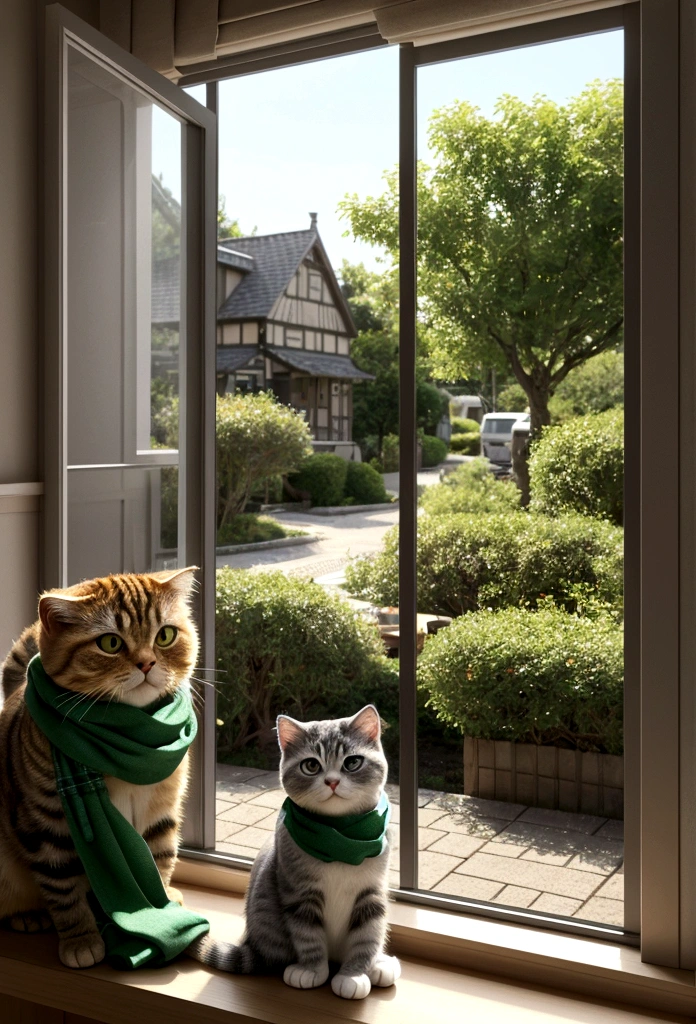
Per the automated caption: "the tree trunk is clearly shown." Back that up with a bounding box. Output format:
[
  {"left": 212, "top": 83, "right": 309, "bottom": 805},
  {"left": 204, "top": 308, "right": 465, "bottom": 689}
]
[{"left": 511, "top": 384, "right": 551, "bottom": 507}]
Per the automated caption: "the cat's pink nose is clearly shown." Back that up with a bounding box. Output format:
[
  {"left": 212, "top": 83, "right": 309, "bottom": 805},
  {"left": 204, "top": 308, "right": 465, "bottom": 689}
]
[
  {"left": 325, "top": 778, "right": 340, "bottom": 791},
  {"left": 138, "top": 659, "right": 156, "bottom": 674}
]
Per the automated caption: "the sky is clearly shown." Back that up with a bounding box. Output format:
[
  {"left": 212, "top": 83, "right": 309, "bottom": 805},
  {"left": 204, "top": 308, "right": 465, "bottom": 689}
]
[{"left": 153, "top": 29, "right": 624, "bottom": 274}]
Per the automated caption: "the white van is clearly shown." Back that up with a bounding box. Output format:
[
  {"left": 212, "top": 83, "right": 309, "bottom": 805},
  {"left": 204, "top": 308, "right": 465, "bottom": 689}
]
[{"left": 480, "top": 412, "right": 530, "bottom": 467}]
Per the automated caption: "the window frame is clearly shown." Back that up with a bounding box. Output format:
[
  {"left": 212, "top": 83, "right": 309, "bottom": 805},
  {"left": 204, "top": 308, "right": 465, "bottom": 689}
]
[{"left": 180, "top": 0, "right": 695, "bottom": 969}]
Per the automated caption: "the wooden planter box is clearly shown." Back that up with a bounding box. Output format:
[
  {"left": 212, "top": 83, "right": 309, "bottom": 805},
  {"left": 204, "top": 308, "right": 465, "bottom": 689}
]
[{"left": 463, "top": 737, "right": 623, "bottom": 819}]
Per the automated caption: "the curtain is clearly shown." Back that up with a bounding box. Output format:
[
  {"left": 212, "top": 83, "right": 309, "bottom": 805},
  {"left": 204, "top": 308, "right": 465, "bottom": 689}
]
[{"left": 98, "top": 0, "right": 628, "bottom": 79}]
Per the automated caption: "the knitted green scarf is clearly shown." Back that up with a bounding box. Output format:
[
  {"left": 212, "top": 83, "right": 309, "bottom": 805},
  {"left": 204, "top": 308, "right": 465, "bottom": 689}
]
[
  {"left": 25, "top": 655, "right": 209, "bottom": 970},
  {"left": 279, "top": 791, "right": 390, "bottom": 865}
]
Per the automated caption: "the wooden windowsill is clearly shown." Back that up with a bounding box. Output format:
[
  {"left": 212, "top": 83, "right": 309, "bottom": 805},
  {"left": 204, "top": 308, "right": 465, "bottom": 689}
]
[{"left": 0, "top": 877, "right": 694, "bottom": 1024}]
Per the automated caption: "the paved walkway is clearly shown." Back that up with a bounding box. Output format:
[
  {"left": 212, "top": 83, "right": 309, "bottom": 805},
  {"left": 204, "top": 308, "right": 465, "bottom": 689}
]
[{"left": 216, "top": 764, "right": 624, "bottom": 927}]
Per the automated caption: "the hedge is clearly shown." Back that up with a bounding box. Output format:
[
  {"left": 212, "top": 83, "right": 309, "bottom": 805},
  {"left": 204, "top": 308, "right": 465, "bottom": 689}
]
[
  {"left": 420, "top": 459, "right": 519, "bottom": 516},
  {"left": 418, "top": 605, "right": 623, "bottom": 754},
  {"left": 449, "top": 432, "right": 480, "bottom": 455},
  {"left": 529, "top": 408, "right": 623, "bottom": 525},
  {"left": 215, "top": 569, "right": 398, "bottom": 756},
  {"left": 288, "top": 453, "right": 347, "bottom": 507},
  {"left": 421, "top": 435, "right": 449, "bottom": 467},
  {"left": 344, "top": 511, "right": 623, "bottom": 618},
  {"left": 345, "top": 461, "right": 389, "bottom": 505},
  {"left": 451, "top": 417, "right": 481, "bottom": 435}
]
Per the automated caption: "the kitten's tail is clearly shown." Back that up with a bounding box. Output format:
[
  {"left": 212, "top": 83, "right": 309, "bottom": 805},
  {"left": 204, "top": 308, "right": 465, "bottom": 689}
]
[{"left": 187, "top": 933, "right": 261, "bottom": 973}]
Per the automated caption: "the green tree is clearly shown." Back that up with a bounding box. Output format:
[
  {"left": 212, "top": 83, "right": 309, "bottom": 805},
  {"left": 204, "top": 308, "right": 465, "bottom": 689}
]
[
  {"left": 549, "top": 348, "right": 624, "bottom": 422},
  {"left": 340, "top": 81, "right": 624, "bottom": 436},
  {"left": 216, "top": 392, "right": 312, "bottom": 529},
  {"left": 217, "top": 194, "right": 244, "bottom": 239}
]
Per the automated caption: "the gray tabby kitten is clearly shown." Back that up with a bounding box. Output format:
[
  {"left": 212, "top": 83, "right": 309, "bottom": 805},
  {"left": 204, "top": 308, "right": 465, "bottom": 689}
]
[{"left": 190, "top": 704, "right": 400, "bottom": 1000}]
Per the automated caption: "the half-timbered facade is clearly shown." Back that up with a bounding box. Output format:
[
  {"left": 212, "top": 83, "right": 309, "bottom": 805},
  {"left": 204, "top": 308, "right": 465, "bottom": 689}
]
[{"left": 215, "top": 215, "right": 372, "bottom": 447}]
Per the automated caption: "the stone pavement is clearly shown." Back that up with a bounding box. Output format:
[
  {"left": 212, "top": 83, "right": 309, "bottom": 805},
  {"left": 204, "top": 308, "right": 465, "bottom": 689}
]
[{"left": 216, "top": 764, "right": 624, "bottom": 927}]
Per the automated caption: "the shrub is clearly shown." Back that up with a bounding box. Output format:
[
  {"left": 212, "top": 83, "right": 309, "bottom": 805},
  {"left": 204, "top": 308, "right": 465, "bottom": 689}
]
[
  {"left": 549, "top": 349, "right": 624, "bottom": 422},
  {"left": 420, "top": 459, "right": 520, "bottom": 516},
  {"left": 345, "top": 512, "right": 623, "bottom": 618},
  {"left": 217, "top": 391, "right": 312, "bottom": 529},
  {"left": 288, "top": 453, "right": 348, "bottom": 507},
  {"left": 529, "top": 409, "right": 623, "bottom": 525},
  {"left": 345, "top": 461, "right": 389, "bottom": 505},
  {"left": 421, "top": 435, "right": 448, "bottom": 467},
  {"left": 215, "top": 569, "right": 398, "bottom": 755},
  {"left": 449, "top": 431, "right": 481, "bottom": 456},
  {"left": 451, "top": 417, "right": 481, "bottom": 434},
  {"left": 418, "top": 605, "right": 623, "bottom": 754},
  {"left": 381, "top": 434, "right": 400, "bottom": 472}
]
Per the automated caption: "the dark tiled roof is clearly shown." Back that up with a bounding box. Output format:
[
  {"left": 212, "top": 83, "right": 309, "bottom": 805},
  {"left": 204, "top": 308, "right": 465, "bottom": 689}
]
[
  {"left": 217, "top": 230, "right": 315, "bottom": 320},
  {"left": 151, "top": 255, "right": 180, "bottom": 326},
  {"left": 217, "top": 245, "right": 254, "bottom": 272},
  {"left": 216, "top": 345, "right": 260, "bottom": 373},
  {"left": 268, "top": 348, "right": 374, "bottom": 381}
]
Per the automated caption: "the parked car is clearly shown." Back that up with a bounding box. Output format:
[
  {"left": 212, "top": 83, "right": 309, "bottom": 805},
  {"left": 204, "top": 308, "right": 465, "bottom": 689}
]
[{"left": 480, "top": 412, "right": 530, "bottom": 468}]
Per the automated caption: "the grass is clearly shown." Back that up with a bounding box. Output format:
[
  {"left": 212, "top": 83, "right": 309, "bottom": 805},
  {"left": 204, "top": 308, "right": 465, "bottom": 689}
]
[{"left": 216, "top": 513, "right": 306, "bottom": 548}]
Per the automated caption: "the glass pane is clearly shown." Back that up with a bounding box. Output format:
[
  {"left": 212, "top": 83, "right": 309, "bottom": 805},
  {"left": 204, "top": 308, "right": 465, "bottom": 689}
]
[
  {"left": 413, "top": 32, "right": 625, "bottom": 925},
  {"left": 213, "top": 49, "right": 400, "bottom": 878},
  {"left": 65, "top": 43, "right": 184, "bottom": 579}
]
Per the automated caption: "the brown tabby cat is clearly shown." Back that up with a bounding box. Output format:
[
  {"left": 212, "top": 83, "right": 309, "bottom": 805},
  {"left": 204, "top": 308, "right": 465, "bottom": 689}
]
[{"left": 0, "top": 568, "right": 199, "bottom": 968}]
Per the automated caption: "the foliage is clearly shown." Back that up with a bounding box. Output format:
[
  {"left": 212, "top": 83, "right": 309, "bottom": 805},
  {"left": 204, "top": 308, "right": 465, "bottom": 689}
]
[
  {"left": 529, "top": 408, "right": 624, "bottom": 525},
  {"left": 289, "top": 453, "right": 348, "bottom": 508},
  {"left": 418, "top": 605, "right": 623, "bottom": 754},
  {"left": 344, "top": 462, "right": 389, "bottom": 505},
  {"left": 497, "top": 383, "right": 528, "bottom": 413},
  {"left": 449, "top": 432, "right": 480, "bottom": 455},
  {"left": 340, "top": 81, "right": 624, "bottom": 433},
  {"left": 549, "top": 349, "right": 624, "bottom": 422},
  {"left": 216, "top": 514, "right": 305, "bottom": 548},
  {"left": 451, "top": 417, "right": 481, "bottom": 434},
  {"left": 340, "top": 260, "right": 399, "bottom": 335},
  {"left": 217, "top": 194, "right": 244, "bottom": 239},
  {"left": 420, "top": 459, "right": 519, "bottom": 516},
  {"left": 216, "top": 392, "right": 312, "bottom": 529},
  {"left": 215, "top": 569, "right": 399, "bottom": 754},
  {"left": 345, "top": 511, "right": 623, "bottom": 619},
  {"left": 351, "top": 332, "right": 401, "bottom": 448},
  {"left": 150, "top": 377, "right": 179, "bottom": 447},
  {"left": 418, "top": 382, "right": 448, "bottom": 435},
  {"left": 380, "top": 434, "right": 400, "bottom": 473},
  {"left": 420, "top": 435, "right": 449, "bottom": 467}
]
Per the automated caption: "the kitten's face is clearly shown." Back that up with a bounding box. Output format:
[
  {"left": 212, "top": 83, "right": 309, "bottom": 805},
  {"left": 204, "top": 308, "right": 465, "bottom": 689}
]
[
  {"left": 277, "top": 706, "right": 387, "bottom": 816},
  {"left": 37, "top": 568, "right": 198, "bottom": 708}
]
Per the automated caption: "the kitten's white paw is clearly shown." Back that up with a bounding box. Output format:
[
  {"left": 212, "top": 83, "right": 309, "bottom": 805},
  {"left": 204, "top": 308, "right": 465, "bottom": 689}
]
[
  {"left": 369, "top": 953, "right": 401, "bottom": 987},
  {"left": 283, "top": 962, "right": 329, "bottom": 989},
  {"left": 332, "top": 972, "right": 372, "bottom": 1000}
]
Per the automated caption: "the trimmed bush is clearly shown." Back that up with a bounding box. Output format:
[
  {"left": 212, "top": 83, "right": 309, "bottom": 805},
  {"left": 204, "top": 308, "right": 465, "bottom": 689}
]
[
  {"left": 381, "top": 434, "right": 400, "bottom": 472},
  {"left": 449, "top": 431, "right": 480, "bottom": 455},
  {"left": 530, "top": 409, "right": 623, "bottom": 525},
  {"left": 421, "top": 435, "right": 448, "bottom": 467},
  {"left": 345, "top": 511, "right": 623, "bottom": 618},
  {"left": 288, "top": 453, "right": 347, "bottom": 507},
  {"left": 216, "top": 569, "right": 398, "bottom": 755},
  {"left": 418, "top": 605, "right": 623, "bottom": 754},
  {"left": 451, "top": 417, "right": 481, "bottom": 435},
  {"left": 345, "top": 461, "right": 389, "bottom": 505},
  {"left": 420, "top": 459, "right": 520, "bottom": 516}
]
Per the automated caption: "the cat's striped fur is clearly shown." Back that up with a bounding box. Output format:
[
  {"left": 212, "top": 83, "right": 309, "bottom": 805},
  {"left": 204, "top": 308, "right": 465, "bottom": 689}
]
[
  {"left": 188, "top": 706, "right": 400, "bottom": 1000},
  {"left": 0, "top": 568, "right": 199, "bottom": 968}
]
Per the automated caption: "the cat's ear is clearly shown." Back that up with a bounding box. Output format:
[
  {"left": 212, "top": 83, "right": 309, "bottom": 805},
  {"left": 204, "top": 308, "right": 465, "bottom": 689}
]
[
  {"left": 148, "top": 566, "right": 198, "bottom": 598},
  {"left": 38, "top": 592, "right": 91, "bottom": 633},
  {"left": 349, "top": 705, "right": 381, "bottom": 743},
  {"left": 277, "top": 715, "right": 304, "bottom": 751}
]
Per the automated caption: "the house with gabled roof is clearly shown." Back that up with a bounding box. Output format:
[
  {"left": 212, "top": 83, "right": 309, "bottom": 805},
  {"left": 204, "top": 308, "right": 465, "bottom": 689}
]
[{"left": 215, "top": 214, "right": 373, "bottom": 452}]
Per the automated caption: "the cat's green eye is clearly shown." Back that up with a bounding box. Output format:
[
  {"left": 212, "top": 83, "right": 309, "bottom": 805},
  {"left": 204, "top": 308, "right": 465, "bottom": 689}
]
[
  {"left": 343, "top": 755, "right": 364, "bottom": 773},
  {"left": 155, "top": 625, "right": 178, "bottom": 648},
  {"left": 96, "top": 634, "right": 123, "bottom": 655},
  {"left": 300, "top": 758, "right": 322, "bottom": 776}
]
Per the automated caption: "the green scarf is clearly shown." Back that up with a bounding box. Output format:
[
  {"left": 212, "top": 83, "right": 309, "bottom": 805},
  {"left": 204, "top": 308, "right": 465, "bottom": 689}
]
[
  {"left": 25, "top": 655, "right": 209, "bottom": 970},
  {"left": 279, "top": 791, "right": 390, "bottom": 865}
]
